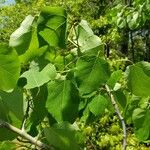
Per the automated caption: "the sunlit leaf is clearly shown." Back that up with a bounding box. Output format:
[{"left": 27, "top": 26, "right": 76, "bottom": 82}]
[
  {"left": 75, "top": 56, "right": 110, "bottom": 95},
  {"left": 74, "top": 20, "right": 103, "bottom": 55},
  {"left": 117, "top": 17, "right": 126, "bottom": 28},
  {"left": 46, "top": 80, "right": 79, "bottom": 123},
  {"left": 0, "top": 141, "right": 16, "bottom": 150},
  {"left": 0, "top": 44, "right": 20, "bottom": 92},
  {"left": 21, "top": 63, "right": 56, "bottom": 89},
  {"left": 89, "top": 95, "right": 108, "bottom": 116},
  {"left": 127, "top": 11, "right": 140, "bottom": 29},
  {"left": 9, "top": 15, "right": 34, "bottom": 55}
]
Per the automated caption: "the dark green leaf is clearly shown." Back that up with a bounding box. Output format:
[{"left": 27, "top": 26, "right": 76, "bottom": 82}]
[
  {"left": 0, "top": 87, "right": 24, "bottom": 120},
  {"left": 126, "top": 61, "right": 150, "bottom": 97},
  {"left": 132, "top": 108, "right": 150, "bottom": 141},
  {"left": 107, "top": 70, "right": 122, "bottom": 89},
  {"left": 0, "top": 99, "right": 21, "bottom": 141},
  {"left": 44, "top": 122, "right": 81, "bottom": 150},
  {"left": 19, "top": 37, "right": 48, "bottom": 64},
  {"left": 30, "top": 85, "right": 48, "bottom": 125},
  {"left": 38, "top": 7, "right": 67, "bottom": 48},
  {"left": 113, "top": 90, "right": 127, "bottom": 109}
]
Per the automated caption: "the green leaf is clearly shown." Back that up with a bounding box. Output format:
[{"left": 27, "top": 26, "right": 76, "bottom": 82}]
[
  {"left": 18, "top": 25, "right": 47, "bottom": 63},
  {"left": 38, "top": 7, "right": 67, "bottom": 48},
  {"left": 113, "top": 90, "right": 127, "bottom": 109},
  {"left": 21, "top": 63, "right": 56, "bottom": 89},
  {"left": 0, "top": 115, "right": 20, "bottom": 141},
  {"left": 136, "top": 61, "right": 150, "bottom": 76},
  {"left": 39, "top": 29, "right": 59, "bottom": 47},
  {"left": 28, "top": 24, "right": 39, "bottom": 51},
  {"left": 117, "top": 17, "right": 126, "bottom": 28},
  {"left": 80, "top": 104, "right": 91, "bottom": 123},
  {"left": 9, "top": 15, "right": 34, "bottom": 55},
  {"left": 0, "top": 128, "right": 16, "bottom": 141},
  {"left": 88, "top": 95, "right": 108, "bottom": 116},
  {"left": 0, "top": 98, "right": 8, "bottom": 121},
  {"left": 75, "top": 56, "right": 110, "bottom": 95},
  {"left": 46, "top": 80, "right": 79, "bottom": 123},
  {"left": 125, "top": 95, "right": 140, "bottom": 124},
  {"left": 30, "top": 85, "right": 48, "bottom": 125},
  {"left": 127, "top": 11, "right": 140, "bottom": 29},
  {"left": 0, "top": 87, "right": 24, "bottom": 120},
  {"left": 19, "top": 45, "right": 48, "bottom": 63},
  {"left": 9, "top": 14, "right": 48, "bottom": 63},
  {"left": 132, "top": 108, "right": 150, "bottom": 141},
  {"left": 0, "top": 141, "right": 16, "bottom": 150},
  {"left": 44, "top": 122, "right": 81, "bottom": 150},
  {"left": 0, "top": 99, "right": 21, "bottom": 141},
  {"left": 0, "top": 44, "right": 20, "bottom": 92},
  {"left": 107, "top": 70, "right": 122, "bottom": 89},
  {"left": 74, "top": 20, "right": 103, "bottom": 55},
  {"left": 126, "top": 61, "right": 150, "bottom": 97}
]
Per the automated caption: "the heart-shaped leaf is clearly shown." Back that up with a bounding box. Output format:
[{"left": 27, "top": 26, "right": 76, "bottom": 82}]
[
  {"left": 46, "top": 80, "right": 79, "bottom": 123},
  {"left": 89, "top": 95, "right": 108, "bottom": 116},
  {"left": 38, "top": 7, "right": 67, "bottom": 48},
  {"left": 73, "top": 20, "right": 103, "bottom": 55},
  {"left": 75, "top": 56, "right": 110, "bottom": 95},
  {"left": 126, "top": 61, "right": 150, "bottom": 97},
  {"left": 132, "top": 108, "right": 150, "bottom": 141},
  {"left": 9, "top": 15, "right": 34, "bottom": 55},
  {"left": 21, "top": 63, "right": 56, "bottom": 89}
]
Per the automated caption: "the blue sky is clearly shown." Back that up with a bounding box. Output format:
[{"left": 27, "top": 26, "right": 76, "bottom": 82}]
[{"left": 0, "top": 0, "right": 15, "bottom": 7}]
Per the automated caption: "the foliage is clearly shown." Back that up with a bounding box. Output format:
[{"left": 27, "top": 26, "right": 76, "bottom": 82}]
[
  {"left": 0, "top": 4, "right": 150, "bottom": 150},
  {"left": 0, "top": 0, "right": 50, "bottom": 43},
  {"left": 80, "top": 113, "right": 150, "bottom": 150},
  {"left": 1, "top": 0, "right": 150, "bottom": 62}
]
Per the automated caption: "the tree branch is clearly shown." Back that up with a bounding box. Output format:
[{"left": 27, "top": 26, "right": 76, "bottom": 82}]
[
  {"left": 0, "top": 119, "right": 53, "bottom": 150},
  {"left": 105, "top": 85, "right": 127, "bottom": 150}
]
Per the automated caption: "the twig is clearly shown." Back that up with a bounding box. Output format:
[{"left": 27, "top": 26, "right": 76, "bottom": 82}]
[
  {"left": 21, "top": 89, "right": 32, "bottom": 131},
  {"left": 105, "top": 85, "right": 127, "bottom": 150},
  {"left": 130, "top": 31, "right": 135, "bottom": 62},
  {"left": 12, "top": 140, "right": 31, "bottom": 149},
  {"left": 87, "top": 137, "right": 97, "bottom": 150},
  {"left": 0, "top": 119, "right": 52, "bottom": 150},
  {"left": 68, "top": 38, "right": 78, "bottom": 47},
  {"left": 73, "top": 25, "right": 81, "bottom": 56},
  {"left": 21, "top": 97, "right": 30, "bottom": 131}
]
